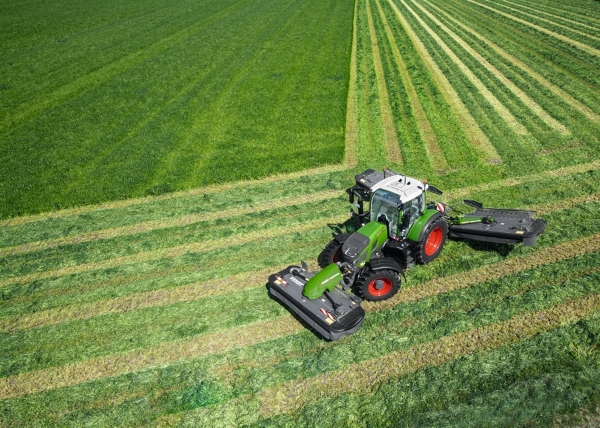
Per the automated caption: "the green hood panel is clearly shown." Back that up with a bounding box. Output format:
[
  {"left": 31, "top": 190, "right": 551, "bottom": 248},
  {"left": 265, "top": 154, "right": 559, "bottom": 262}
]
[{"left": 303, "top": 263, "right": 343, "bottom": 299}]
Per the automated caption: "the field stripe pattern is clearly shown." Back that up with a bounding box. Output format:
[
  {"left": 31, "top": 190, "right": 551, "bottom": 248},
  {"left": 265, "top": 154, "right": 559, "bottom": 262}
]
[{"left": 1, "top": 0, "right": 600, "bottom": 425}]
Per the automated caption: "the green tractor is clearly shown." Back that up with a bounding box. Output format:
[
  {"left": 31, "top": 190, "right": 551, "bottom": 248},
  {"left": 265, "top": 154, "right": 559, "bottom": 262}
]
[{"left": 268, "top": 168, "right": 546, "bottom": 340}]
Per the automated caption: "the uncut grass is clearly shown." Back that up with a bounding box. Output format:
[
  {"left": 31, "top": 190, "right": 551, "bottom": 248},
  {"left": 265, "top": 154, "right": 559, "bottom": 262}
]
[
  {"left": 0, "top": 196, "right": 346, "bottom": 278},
  {"left": 258, "top": 318, "right": 599, "bottom": 427},
  {"left": 440, "top": 0, "right": 600, "bottom": 108},
  {"left": 0, "top": 0, "right": 241, "bottom": 125},
  {"left": 3, "top": 253, "right": 597, "bottom": 427},
  {"left": 1, "top": 0, "right": 353, "bottom": 218}
]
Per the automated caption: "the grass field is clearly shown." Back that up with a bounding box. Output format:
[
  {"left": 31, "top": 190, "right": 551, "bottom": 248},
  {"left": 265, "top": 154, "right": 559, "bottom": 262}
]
[{"left": 1, "top": 0, "right": 600, "bottom": 426}]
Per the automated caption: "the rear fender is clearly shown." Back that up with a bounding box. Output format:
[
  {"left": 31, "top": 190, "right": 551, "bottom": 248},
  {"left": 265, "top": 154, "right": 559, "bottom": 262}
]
[
  {"left": 407, "top": 210, "right": 443, "bottom": 243},
  {"left": 334, "top": 233, "right": 351, "bottom": 245}
]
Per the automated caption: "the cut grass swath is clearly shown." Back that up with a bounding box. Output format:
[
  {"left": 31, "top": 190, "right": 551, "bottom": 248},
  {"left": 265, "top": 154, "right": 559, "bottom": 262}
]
[
  {"left": 407, "top": 0, "right": 569, "bottom": 135},
  {"left": 421, "top": 0, "right": 600, "bottom": 123},
  {"left": 393, "top": 0, "right": 527, "bottom": 136},
  {"left": 4, "top": 191, "right": 599, "bottom": 333},
  {"left": 365, "top": 0, "right": 403, "bottom": 166},
  {"left": 374, "top": 0, "right": 446, "bottom": 171},
  {"left": 3, "top": 225, "right": 599, "bottom": 399},
  {"left": 383, "top": 0, "right": 500, "bottom": 165},
  {"left": 463, "top": 0, "right": 600, "bottom": 58}
]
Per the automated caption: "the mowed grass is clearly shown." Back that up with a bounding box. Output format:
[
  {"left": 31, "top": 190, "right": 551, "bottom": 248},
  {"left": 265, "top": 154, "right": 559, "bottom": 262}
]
[
  {"left": 2, "top": 0, "right": 600, "bottom": 426},
  {"left": 0, "top": 0, "right": 354, "bottom": 218}
]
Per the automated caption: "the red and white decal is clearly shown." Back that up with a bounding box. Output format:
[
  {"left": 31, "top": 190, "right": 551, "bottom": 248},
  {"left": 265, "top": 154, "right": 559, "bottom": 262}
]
[
  {"left": 436, "top": 202, "right": 445, "bottom": 213},
  {"left": 319, "top": 308, "right": 335, "bottom": 321},
  {"left": 275, "top": 275, "right": 289, "bottom": 286}
]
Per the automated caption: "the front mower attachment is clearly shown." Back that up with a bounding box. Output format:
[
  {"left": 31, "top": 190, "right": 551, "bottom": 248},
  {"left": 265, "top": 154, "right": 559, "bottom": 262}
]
[{"left": 268, "top": 265, "right": 365, "bottom": 341}]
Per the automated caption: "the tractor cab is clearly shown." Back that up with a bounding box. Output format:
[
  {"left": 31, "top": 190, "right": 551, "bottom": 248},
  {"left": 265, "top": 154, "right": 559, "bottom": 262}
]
[{"left": 353, "top": 170, "right": 427, "bottom": 239}]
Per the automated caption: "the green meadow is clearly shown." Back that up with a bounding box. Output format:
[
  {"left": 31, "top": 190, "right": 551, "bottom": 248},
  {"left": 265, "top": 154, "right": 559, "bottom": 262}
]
[{"left": 1, "top": 0, "right": 600, "bottom": 426}]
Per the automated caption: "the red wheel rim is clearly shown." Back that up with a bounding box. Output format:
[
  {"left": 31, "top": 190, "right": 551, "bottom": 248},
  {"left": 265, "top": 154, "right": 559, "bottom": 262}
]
[
  {"left": 424, "top": 226, "right": 443, "bottom": 256},
  {"left": 367, "top": 277, "right": 393, "bottom": 297}
]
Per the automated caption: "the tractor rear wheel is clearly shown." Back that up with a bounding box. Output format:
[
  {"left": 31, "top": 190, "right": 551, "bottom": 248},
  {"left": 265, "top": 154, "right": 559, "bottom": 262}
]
[
  {"left": 318, "top": 239, "right": 343, "bottom": 268},
  {"left": 416, "top": 216, "right": 448, "bottom": 264},
  {"left": 358, "top": 269, "right": 400, "bottom": 301}
]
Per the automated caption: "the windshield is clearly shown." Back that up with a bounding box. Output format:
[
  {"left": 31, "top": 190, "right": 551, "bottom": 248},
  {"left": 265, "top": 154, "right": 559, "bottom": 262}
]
[{"left": 370, "top": 189, "right": 400, "bottom": 237}]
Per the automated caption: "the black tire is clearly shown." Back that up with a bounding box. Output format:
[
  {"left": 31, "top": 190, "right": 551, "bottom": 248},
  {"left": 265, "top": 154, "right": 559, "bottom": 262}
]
[
  {"left": 416, "top": 216, "right": 448, "bottom": 264},
  {"left": 318, "top": 239, "right": 343, "bottom": 268},
  {"left": 357, "top": 269, "right": 400, "bottom": 301}
]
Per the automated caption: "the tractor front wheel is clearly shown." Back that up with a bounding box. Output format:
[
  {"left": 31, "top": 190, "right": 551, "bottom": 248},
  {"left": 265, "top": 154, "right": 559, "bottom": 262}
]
[
  {"left": 358, "top": 269, "right": 400, "bottom": 301},
  {"left": 318, "top": 239, "right": 343, "bottom": 268},
  {"left": 416, "top": 216, "right": 448, "bottom": 264}
]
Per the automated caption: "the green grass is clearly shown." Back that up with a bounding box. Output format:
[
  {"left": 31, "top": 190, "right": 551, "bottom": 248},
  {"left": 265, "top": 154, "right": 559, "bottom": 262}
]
[
  {"left": 0, "top": 0, "right": 354, "bottom": 218},
  {"left": 1, "top": 0, "right": 600, "bottom": 426}
]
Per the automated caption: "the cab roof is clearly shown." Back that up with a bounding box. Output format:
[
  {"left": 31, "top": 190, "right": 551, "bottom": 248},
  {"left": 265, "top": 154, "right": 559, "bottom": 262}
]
[{"left": 370, "top": 175, "right": 425, "bottom": 204}]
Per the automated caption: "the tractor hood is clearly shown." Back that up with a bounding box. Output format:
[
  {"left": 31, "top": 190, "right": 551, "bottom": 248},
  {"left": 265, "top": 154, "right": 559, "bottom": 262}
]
[{"left": 341, "top": 221, "right": 388, "bottom": 265}]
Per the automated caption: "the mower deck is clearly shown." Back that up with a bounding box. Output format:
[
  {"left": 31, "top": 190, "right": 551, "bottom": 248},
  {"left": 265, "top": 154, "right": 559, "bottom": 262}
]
[
  {"left": 268, "top": 266, "right": 365, "bottom": 341},
  {"left": 449, "top": 208, "right": 547, "bottom": 246}
]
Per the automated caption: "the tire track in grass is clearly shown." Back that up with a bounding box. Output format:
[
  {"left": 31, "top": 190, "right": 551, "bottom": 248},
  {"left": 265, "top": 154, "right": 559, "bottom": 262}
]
[
  {"left": 464, "top": 0, "right": 600, "bottom": 58},
  {"left": 8, "top": 190, "right": 600, "bottom": 332},
  {"left": 258, "top": 293, "right": 600, "bottom": 417},
  {"left": 0, "top": 0, "right": 255, "bottom": 137},
  {"left": 366, "top": 0, "right": 404, "bottom": 166},
  {"left": 3, "top": 230, "right": 600, "bottom": 400},
  {"left": 375, "top": 0, "right": 446, "bottom": 171},
  {"left": 407, "top": 0, "right": 569, "bottom": 135},
  {"left": 0, "top": 190, "right": 342, "bottom": 257},
  {"left": 344, "top": 0, "right": 359, "bottom": 167},
  {"left": 492, "top": 0, "right": 600, "bottom": 42},
  {"left": 384, "top": 0, "right": 500, "bottom": 165},
  {"left": 0, "top": 213, "right": 348, "bottom": 289},
  {"left": 422, "top": 0, "right": 600, "bottom": 124},
  {"left": 392, "top": 0, "right": 528, "bottom": 136}
]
